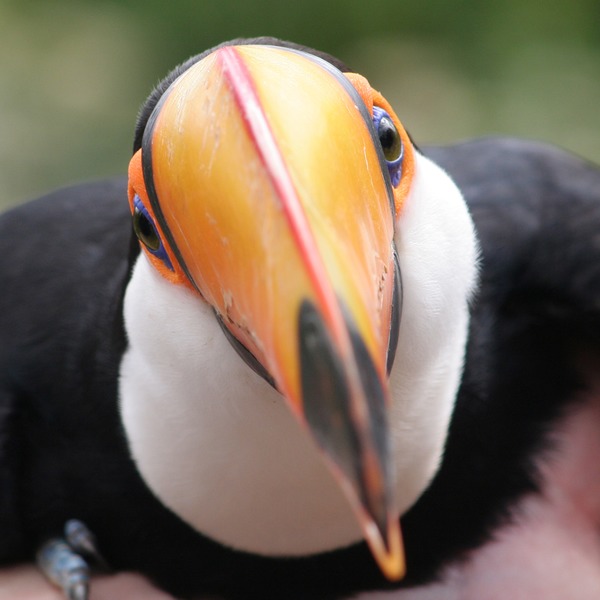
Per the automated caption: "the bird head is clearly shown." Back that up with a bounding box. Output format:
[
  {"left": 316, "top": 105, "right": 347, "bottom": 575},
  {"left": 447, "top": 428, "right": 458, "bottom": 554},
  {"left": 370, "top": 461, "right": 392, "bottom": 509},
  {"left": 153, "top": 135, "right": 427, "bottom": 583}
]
[{"left": 122, "top": 39, "right": 478, "bottom": 581}]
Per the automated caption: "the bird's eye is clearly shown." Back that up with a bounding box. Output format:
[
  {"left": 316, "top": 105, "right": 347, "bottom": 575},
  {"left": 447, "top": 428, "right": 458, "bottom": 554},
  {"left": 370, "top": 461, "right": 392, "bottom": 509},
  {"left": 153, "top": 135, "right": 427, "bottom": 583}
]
[
  {"left": 377, "top": 116, "right": 401, "bottom": 162},
  {"left": 133, "top": 206, "right": 160, "bottom": 251},
  {"left": 373, "top": 106, "right": 403, "bottom": 188},
  {"left": 132, "top": 195, "right": 174, "bottom": 270}
]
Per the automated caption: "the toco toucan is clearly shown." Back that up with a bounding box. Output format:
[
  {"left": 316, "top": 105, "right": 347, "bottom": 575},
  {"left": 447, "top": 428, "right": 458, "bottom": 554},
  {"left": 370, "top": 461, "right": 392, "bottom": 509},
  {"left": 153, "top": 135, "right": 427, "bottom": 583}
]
[{"left": 1, "top": 37, "right": 599, "bottom": 599}]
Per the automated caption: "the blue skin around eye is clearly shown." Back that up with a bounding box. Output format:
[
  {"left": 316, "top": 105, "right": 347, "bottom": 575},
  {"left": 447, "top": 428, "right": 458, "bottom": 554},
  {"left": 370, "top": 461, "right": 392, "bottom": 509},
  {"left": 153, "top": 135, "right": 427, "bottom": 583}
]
[
  {"left": 372, "top": 106, "right": 403, "bottom": 188},
  {"left": 133, "top": 195, "right": 174, "bottom": 271}
]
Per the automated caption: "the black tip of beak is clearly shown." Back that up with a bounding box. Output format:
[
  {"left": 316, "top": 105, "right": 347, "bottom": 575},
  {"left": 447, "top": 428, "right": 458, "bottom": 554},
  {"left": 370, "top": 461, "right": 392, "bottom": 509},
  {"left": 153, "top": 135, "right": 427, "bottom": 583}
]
[
  {"left": 299, "top": 299, "right": 361, "bottom": 478},
  {"left": 299, "top": 299, "right": 393, "bottom": 541}
]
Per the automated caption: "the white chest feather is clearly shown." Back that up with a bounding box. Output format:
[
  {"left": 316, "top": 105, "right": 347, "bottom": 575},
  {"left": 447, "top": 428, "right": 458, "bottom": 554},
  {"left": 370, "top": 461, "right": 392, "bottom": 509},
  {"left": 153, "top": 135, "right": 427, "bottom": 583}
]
[
  {"left": 118, "top": 153, "right": 478, "bottom": 557},
  {"left": 120, "top": 257, "right": 363, "bottom": 555}
]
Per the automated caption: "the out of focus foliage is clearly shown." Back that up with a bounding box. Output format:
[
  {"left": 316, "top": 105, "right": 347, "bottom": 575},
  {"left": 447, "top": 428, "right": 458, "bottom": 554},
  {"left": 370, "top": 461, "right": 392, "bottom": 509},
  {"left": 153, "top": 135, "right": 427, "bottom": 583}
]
[{"left": 1, "top": 0, "right": 599, "bottom": 207}]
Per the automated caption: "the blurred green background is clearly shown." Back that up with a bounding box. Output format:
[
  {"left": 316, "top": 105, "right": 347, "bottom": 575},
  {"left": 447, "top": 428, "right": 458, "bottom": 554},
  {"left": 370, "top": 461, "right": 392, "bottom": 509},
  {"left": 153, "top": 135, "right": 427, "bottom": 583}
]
[{"left": 1, "top": 0, "right": 599, "bottom": 210}]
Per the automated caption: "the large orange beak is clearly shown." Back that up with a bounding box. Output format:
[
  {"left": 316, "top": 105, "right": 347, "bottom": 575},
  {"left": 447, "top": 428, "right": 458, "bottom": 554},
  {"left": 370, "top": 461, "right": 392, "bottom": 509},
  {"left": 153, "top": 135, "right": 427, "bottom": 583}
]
[{"left": 129, "top": 44, "right": 411, "bottom": 580}]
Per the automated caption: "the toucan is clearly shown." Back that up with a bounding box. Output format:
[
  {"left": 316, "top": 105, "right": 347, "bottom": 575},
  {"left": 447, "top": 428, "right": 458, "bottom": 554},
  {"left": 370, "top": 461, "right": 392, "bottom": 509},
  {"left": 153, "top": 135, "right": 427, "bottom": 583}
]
[{"left": 1, "top": 37, "right": 599, "bottom": 599}]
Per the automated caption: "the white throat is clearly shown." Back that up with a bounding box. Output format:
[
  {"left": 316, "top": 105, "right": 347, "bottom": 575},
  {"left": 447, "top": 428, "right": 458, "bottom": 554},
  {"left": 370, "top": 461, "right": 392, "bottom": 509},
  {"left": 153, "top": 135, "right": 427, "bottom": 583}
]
[{"left": 118, "top": 152, "right": 478, "bottom": 557}]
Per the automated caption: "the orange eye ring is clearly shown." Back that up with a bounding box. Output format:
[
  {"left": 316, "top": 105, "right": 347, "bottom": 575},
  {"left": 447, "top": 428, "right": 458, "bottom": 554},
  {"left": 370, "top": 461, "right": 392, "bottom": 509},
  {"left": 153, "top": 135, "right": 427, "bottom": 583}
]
[
  {"left": 127, "top": 149, "right": 193, "bottom": 288},
  {"left": 344, "top": 73, "right": 415, "bottom": 217}
]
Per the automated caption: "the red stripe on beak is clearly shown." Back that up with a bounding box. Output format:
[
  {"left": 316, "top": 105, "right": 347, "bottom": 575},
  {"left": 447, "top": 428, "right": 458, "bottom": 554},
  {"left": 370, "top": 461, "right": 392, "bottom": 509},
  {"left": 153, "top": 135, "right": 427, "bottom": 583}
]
[{"left": 218, "top": 46, "right": 351, "bottom": 366}]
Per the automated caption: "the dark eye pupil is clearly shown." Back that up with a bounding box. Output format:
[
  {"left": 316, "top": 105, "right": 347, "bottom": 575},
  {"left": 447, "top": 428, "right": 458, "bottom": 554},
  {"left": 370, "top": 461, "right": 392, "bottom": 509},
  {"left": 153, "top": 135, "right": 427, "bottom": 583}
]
[
  {"left": 378, "top": 116, "right": 401, "bottom": 162},
  {"left": 133, "top": 208, "right": 160, "bottom": 251}
]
